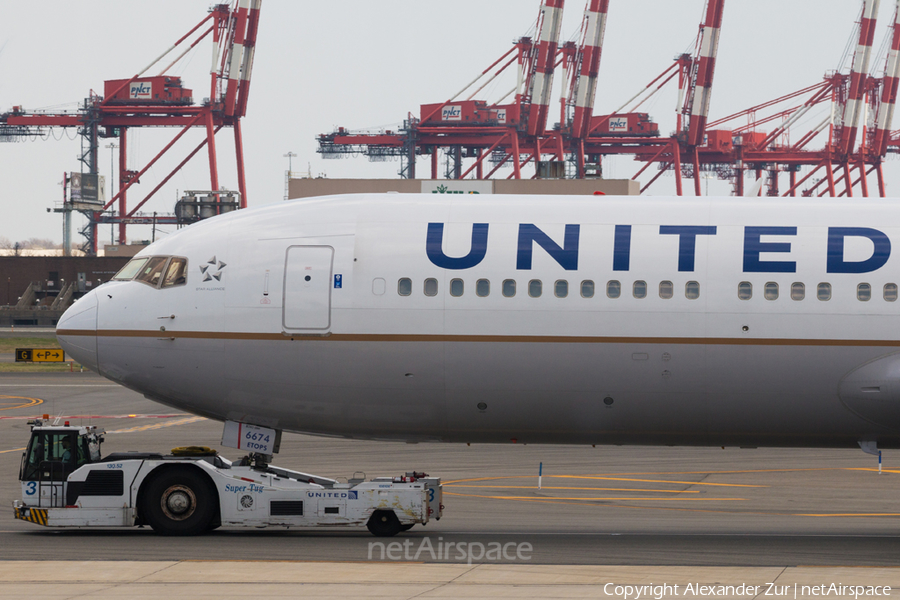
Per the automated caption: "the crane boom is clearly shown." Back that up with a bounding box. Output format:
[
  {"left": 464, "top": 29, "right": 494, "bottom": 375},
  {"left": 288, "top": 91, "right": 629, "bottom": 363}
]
[
  {"left": 570, "top": 0, "right": 610, "bottom": 139},
  {"left": 234, "top": 0, "right": 262, "bottom": 118},
  {"left": 872, "top": 0, "right": 900, "bottom": 156},
  {"left": 525, "top": 0, "right": 566, "bottom": 136},
  {"left": 683, "top": 0, "right": 725, "bottom": 147},
  {"left": 839, "top": 0, "right": 880, "bottom": 156}
]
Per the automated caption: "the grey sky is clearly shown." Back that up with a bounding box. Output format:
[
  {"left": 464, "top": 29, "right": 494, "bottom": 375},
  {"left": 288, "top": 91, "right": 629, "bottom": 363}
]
[{"left": 0, "top": 1, "right": 890, "bottom": 245}]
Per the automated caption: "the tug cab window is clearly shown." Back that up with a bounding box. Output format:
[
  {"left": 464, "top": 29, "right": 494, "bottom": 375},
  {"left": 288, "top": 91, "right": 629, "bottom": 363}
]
[{"left": 20, "top": 430, "right": 82, "bottom": 482}]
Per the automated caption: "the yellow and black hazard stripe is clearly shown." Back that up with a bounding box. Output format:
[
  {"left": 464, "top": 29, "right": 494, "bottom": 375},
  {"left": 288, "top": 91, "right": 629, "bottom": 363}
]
[{"left": 14, "top": 506, "right": 48, "bottom": 526}]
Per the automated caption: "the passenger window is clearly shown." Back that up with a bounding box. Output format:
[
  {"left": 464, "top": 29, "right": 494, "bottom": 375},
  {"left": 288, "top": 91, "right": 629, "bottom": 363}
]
[
  {"left": 113, "top": 257, "right": 149, "bottom": 281},
  {"left": 685, "top": 281, "right": 700, "bottom": 300},
  {"left": 424, "top": 278, "right": 438, "bottom": 297},
  {"left": 764, "top": 282, "right": 779, "bottom": 301},
  {"left": 398, "top": 278, "right": 412, "bottom": 296},
  {"left": 817, "top": 282, "right": 832, "bottom": 301},
  {"left": 858, "top": 283, "right": 871, "bottom": 302},
  {"left": 581, "top": 280, "right": 594, "bottom": 298},
  {"left": 161, "top": 258, "right": 188, "bottom": 288},
  {"left": 633, "top": 280, "right": 647, "bottom": 299},
  {"left": 450, "top": 279, "right": 464, "bottom": 297},
  {"left": 476, "top": 279, "right": 490, "bottom": 297},
  {"left": 607, "top": 280, "right": 621, "bottom": 299},
  {"left": 502, "top": 279, "right": 516, "bottom": 298},
  {"left": 791, "top": 282, "right": 805, "bottom": 301},
  {"left": 372, "top": 278, "right": 386, "bottom": 295},
  {"left": 529, "top": 280, "right": 542, "bottom": 298},
  {"left": 555, "top": 280, "right": 568, "bottom": 298},
  {"left": 885, "top": 283, "right": 898, "bottom": 302},
  {"left": 135, "top": 257, "right": 169, "bottom": 288},
  {"left": 659, "top": 281, "right": 673, "bottom": 299},
  {"left": 738, "top": 281, "right": 752, "bottom": 300}
]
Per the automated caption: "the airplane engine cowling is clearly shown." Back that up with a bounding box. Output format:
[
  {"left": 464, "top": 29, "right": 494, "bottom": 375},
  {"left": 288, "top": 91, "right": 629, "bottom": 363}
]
[{"left": 838, "top": 352, "right": 900, "bottom": 432}]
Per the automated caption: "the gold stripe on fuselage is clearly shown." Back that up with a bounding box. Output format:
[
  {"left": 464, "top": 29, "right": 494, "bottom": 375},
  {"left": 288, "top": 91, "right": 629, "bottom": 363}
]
[{"left": 56, "top": 329, "right": 900, "bottom": 347}]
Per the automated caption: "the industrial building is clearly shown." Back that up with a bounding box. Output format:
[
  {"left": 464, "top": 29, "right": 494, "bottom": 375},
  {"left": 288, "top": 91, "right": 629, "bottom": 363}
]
[
  {"left": 288, "top": 177, "right": 638, "bottom": 200},
  {"left": 0, "top": 256, "right": 128, "bottom": 327}
]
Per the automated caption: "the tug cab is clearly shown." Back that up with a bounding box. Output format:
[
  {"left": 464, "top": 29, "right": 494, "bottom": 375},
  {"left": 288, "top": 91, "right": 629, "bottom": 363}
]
[{"left": 18, "top": 417, "right": 104, "bottom": 508}]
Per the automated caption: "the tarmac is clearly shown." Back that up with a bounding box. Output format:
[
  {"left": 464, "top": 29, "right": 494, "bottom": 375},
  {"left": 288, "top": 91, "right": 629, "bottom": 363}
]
[
  {"left": 3, "top": 562, "right": 900, "bottom": 599},
  {"left": 1, "top": 364, "right": 900, "bottom": 598}
]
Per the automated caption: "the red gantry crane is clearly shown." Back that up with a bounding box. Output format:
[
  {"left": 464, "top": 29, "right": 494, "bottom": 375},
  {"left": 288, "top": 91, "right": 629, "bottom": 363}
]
[
  {"left": 315, "top": 0, "right": 705, "bottom": 186},
  {"left": 316, "top": 0, "right": 900, "bottom": 198},
  {"left": 679, "top": 0, "right": 900, "bottom": 198},
  {"left": 318, "top": 0, "right": 580, "bottom": 181},
  {"left": 0, "top": 1, "right": 260, "bottom": 254},
  {"left": 577, "top": 0, "right": 724, "bottom": 195}
]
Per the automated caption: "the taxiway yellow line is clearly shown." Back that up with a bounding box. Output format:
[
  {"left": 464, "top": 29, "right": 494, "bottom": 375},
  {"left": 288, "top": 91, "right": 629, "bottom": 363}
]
[
  {"left": 0, "top": 396, "right": 43, "bottom": 411},
  {"left": 443, "top": 484, "right": 700, "bottom": 493},
  {"left": 445, "top": 474, "right": 765, "bottom": 488},
  {"left": 553, "top": 474, "right": 766, "bottom": 488},
  {"left": 845, "top": 468, "right": 900, "bottom": 474},
  {"left": 107, "top": 416, "right": 207, "bottom": 434},
  {"left": 444, "top": 491, "right": 745, "bottom": 502},
  {"left": 796, "top": 512, "right": 900, "bottom": 517},
  {"left": 578, "top": 468, "right": 843, "bottom": 476}
]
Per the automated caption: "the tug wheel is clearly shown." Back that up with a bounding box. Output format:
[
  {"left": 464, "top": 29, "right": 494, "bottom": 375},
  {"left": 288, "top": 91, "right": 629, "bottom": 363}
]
[
  {"left": 142, "top": 467, "right": 216, "bottom": 536},
  {"left": 366, "top": 510, "right": 402, "bottom": 537}
]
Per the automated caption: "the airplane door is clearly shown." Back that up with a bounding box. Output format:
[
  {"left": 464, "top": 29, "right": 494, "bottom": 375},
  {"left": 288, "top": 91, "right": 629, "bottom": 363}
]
[{"left": 283, "top": 245, "right": 334, "bottom": 332}]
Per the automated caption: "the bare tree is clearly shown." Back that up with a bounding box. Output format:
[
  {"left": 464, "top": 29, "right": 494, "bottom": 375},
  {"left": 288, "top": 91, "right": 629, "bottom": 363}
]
[{"left": 17, "top": 238, "right": 62, "bottom": 250}]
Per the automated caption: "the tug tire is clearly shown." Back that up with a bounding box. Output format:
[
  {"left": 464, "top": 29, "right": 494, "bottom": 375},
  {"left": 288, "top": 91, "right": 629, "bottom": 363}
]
[
  {"left": 141, "top": 466, "right": 216, "bottom": 536},
  {"left": 366, "top": 510, "right": 402, "bottom": 537}
]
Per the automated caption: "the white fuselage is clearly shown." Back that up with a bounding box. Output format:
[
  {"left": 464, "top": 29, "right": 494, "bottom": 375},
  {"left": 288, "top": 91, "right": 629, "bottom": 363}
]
[{"left": 56, "top": 194, "right": 900, "bottom": 447}]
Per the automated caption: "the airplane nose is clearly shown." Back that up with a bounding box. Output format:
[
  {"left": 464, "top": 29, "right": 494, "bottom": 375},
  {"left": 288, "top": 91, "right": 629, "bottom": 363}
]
[{"left": 56, "top": 290, "right": 99, "bottom": 374}]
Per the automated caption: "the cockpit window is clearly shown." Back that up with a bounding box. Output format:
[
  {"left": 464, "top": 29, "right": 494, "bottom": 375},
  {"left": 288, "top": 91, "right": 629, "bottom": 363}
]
[
  {"left": 135, "top": 257, "right": 170, "bottom": 288},
  {"left": 113, "top": 256, "right": 189, "bottom": 289},
  {"left": 162, "top": 258, "right": 188, "bottom": 288},
  {"left": 113, "top": 257, "right": 149, "bottom": 281}
]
